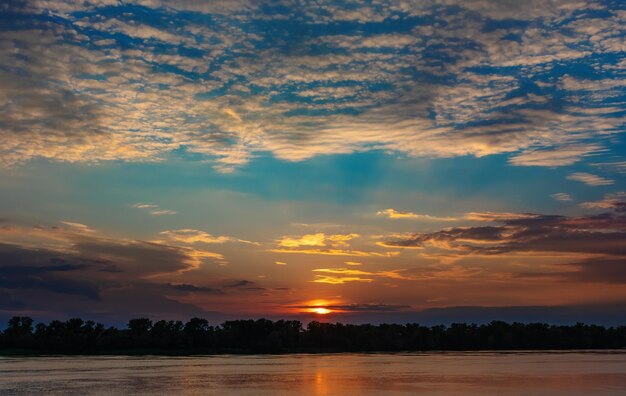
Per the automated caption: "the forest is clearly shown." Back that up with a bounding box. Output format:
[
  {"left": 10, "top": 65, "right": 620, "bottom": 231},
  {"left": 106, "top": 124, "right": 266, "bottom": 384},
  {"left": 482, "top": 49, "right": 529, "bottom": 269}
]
[{"left": 1, "top": 317, "right": 625, "bottom": 354}]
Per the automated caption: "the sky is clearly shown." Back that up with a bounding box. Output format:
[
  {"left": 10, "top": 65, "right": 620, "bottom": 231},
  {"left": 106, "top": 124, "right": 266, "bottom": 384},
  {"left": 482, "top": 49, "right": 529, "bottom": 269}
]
[{"left": 0, "top": 0, "right": 625, "bottom": 326}]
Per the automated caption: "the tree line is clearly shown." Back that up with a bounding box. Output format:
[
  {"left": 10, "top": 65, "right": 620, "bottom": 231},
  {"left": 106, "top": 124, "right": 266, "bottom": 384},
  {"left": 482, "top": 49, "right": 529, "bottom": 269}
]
[{"left": 1, "top": 316, "right": 625, "bottom": 354}]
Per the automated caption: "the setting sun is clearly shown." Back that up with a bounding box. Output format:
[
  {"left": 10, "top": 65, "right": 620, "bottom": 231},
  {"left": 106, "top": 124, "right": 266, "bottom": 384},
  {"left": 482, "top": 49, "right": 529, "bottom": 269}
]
[{"left": 312, "top": 307, "right": 332, "bottom": 315}]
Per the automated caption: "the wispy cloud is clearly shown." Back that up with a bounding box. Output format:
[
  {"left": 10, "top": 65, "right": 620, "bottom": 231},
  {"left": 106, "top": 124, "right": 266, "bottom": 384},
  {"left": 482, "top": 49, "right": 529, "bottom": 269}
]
[
  {"left": 376, "top": 209, "right": 457, "bottom": 221},
  {"left": 592, "top": 162, "right": 626, "bottom": 175},
  {"left": 270, "top": 248, "right": 399, "bottom": 258},
  {"left": 566, "top": 172, "right": 614, "bottom": 186},
  {"left": 311, "top": 268, "right": 406, "bottom": 284},
  {"left": 132, "top": 203, "right": 177, "bottom": 216},
  {"left": 312, "top": 275, "right": 374, "bottom": 285},
  {"left": 551, "top": 193, "right": 573, "bottom": 202},
  {"left": 60, "top": 221, "right": 96, "bottom": 233},
  {"left": 509, "top": 145, "right": 605, "bottom": 167},
  {"left": 149, "top": 210, "right": 178, "bottom": 216},
  {"left": 159, "top": 229, "right": 258, "bottom": 245},
  {"left": 132, "top": 204, "right": 158, "bottom": 209},
  {"left": 464, "top": 212, "right": 540, "bottom": 222},
  {"left": 311, "top": 265, "right": 481, "bottom": 284}
]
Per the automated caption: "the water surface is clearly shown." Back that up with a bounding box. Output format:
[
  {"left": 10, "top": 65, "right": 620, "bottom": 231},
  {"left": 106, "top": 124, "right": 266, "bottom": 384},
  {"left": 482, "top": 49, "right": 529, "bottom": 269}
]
[{"left": 1, "top": 351, "right": 625, "bottom": 395}]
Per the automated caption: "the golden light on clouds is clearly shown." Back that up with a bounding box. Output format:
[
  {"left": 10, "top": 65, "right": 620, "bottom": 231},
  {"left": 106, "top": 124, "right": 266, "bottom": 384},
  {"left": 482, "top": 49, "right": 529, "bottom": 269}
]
[
  {"left": 277, "top": 233, "right": 359, "bottom": 248},
  {"left": 278, "top": 233, "right": 327, "bottom": 248},
  {"left": 376, "top": 208, "right": 457, "bottom": 221}
]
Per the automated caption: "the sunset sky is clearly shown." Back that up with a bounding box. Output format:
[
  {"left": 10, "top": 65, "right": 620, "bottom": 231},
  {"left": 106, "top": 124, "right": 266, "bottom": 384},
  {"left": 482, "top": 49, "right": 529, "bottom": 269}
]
[{"left": 1, "top": 0, "right": 625, "bottom": 325}]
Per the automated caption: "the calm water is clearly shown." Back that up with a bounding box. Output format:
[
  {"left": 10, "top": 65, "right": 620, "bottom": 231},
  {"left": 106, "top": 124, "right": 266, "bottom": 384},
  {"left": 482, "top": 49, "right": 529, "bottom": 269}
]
[{"left": 1, "top": 351, "right": 625, "bottom": 395}]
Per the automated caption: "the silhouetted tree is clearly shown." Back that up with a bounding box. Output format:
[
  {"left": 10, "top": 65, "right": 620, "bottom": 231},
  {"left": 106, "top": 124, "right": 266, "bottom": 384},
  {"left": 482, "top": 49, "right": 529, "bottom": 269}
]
[{"left": 2, "top": 317, "right": 625, "bottom": 354}]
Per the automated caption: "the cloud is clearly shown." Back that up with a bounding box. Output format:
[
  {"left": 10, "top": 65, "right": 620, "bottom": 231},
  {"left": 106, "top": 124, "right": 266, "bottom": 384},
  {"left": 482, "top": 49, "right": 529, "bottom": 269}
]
[
  {"left": 0, "top": 250, "right": 100, "bottom": 300},
  {"left": 226, "top": 280, "right": 254, "bottom": 288},
  {"left": 509, "top": 145, "right": 605, "bottom": 167},
  {"left": 567, "top": 172, "right": 614, "bottom": 186},
  {"left": 60, "top": 221, "right": 96, "bottom": 233},
  {"left": 376, "top": 241, "right": 425, "bottom": 250},
  {"left": 0, "top": 1, "right": 623, "bottom": 171},
  {"left": 551, "top": 193, "right": 573, "bottom": 202},
  {"left": 312, "top": 268, "right": 409, "bottom": 284},
  {"left": 85, "top": 18, "right": 186, "bottom": 44},
  {"left": 592, "top": 162, "right": 626, "bottom": 175},
  {"left": 581, "top": 192, "right": 626, "bottom": 211},
  {"left": 270, "top": 248, "right": 399, "bottom": 257},
  {"left": 166, "top": 283, "right": 222, "bottom": 294},
  {"left": 277, "top": 233, "right": 359, "bottom": 248},
  {"left": 133, "top": 204, "right": 158, "bottom": 209},
  {"left": 224, "top": 279, "right": 265, "bottom": 291},
  {"left": 376, "top": 209, "right": 421, "bottom": 219},
  {"left": 381, "top": 206, "right": 626, "bottom": 257},
  {"left": 148, "top": 210, "right": 177, "bottom": 216},
  {"left": 159, "top": 229, "right": 258, "bottom": 245},
  {"left": 376, "top": 209, "right": 457, "bottom": 221},
  {"left": 312, "top": 275, "right": 374, "bottom": 285},
  {"left": 133, "top": 203, "right": 177, "bottom": 216},
  {"left": 0, "top": 221, "right": 228, "bottom": 320},
  {"left": 277, "top": 233, "right": 326, "bottom": 248},
  {"left": 560, "top": 75, "right": 626, "bottom": 93},
  {"left": 312, "top": 265, "right": 482, "bottom": 284},
  {"left": 326, "top": 233, "right": 360, "bottom": 247},
  {"left": 464, "top": 212, "right": 540, "bottom": 222},
  {"left": 0, "top": 222, "right": 225, "bottom": 277}
]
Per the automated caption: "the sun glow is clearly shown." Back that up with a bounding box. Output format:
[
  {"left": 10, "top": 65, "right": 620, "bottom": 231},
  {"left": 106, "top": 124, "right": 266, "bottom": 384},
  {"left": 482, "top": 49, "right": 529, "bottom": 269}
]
[
  {"left": 295, "top": 299, "right": 339, "bottom": 315},
  {"left": 312, "top": 307, "right": 332, "bottom": 315}
]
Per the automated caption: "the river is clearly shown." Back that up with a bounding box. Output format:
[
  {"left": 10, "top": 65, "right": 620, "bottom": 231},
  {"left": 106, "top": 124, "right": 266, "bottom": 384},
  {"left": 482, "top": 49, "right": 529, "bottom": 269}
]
[{"left": 1, "top": 351, "right": 625, "bottom": 395}]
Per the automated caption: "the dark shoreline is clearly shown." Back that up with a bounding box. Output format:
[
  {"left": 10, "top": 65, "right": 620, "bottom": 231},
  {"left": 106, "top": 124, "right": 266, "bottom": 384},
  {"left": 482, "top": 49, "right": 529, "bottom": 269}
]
[
  {"left": 2, "top": 316, "right": 625, "bottom": 355},
  {"left": 2, "top": 348, "right": 626, "bottom": 357}
]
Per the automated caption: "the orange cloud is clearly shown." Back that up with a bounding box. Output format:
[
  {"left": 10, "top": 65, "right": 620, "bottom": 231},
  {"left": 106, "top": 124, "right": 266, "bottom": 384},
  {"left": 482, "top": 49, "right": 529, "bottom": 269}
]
[
  {"left": 464, "top": 212, "right": 540, "bottom": 222},
  {"left": 270, "top": 248, "right": 399, "bottom": 257},
  {"left": 311, "top": 268, "right": 417, "bottom": 284},
  {"left": 277, "top": 232, "right": 359, "bottom": 248},
  {"left": 277, "top": 233, "right": 327, "bottom": 248},
  {"left": 313, "top": 276, "right": 374, "bottom": 284},
  {"left": 376, "top": 208, "right": 457, "bottom": 221}
]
